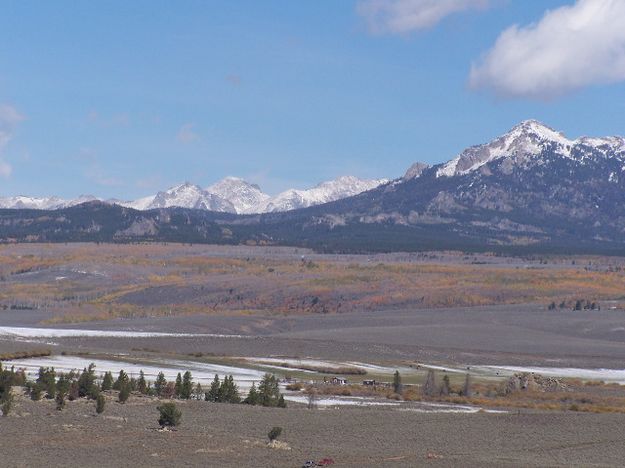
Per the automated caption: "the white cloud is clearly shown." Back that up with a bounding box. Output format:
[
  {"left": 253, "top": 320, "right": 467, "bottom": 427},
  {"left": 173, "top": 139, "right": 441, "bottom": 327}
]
[
  {"left": 0, "top": 159, "right": 11, "bottom": 178},
  {"left": 176, "top": 123, "right": 199, "bottom": 144},
  {"left": 0, "top": 104, "right": 24, "bottom": 179},
  {"left": 357, "top": 0, "right": 490, "bottom": 34},
  {"left": 469, "top": 0, "right": 625, "bottom": 99}
]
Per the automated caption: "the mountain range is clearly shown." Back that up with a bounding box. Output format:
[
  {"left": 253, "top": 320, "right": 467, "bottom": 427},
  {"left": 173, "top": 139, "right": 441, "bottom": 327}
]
[
  {"left": 3, "top": 120, "right": 625, "bottom": 254},
  {"left": 0, "top": 176, "right": 387, "bottom": 214}
]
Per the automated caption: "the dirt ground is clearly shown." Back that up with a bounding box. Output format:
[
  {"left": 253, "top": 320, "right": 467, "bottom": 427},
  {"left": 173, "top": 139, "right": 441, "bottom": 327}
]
[{"left": 2, "top": 394, "right": 625, "bottom": 467}]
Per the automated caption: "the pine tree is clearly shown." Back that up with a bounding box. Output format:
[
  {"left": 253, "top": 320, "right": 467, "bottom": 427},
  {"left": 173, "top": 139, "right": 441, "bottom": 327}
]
[
  {"left": 78, "top": 363, "right": 98, "bottom": 399},
  {"left": 423, "top": 369, "right": 437, "bottom": 397},
  {"left": 118, "top": 384, "right": 130, "bottom": 403},
  {"left": 157, "top": 402, "right": 182, "bottom": 428},
  {"left": 440, "top": 375, "right": 450, "bottom": 396},
  {"left": 37, "top": 367, "right": 56, "bottom": 399},
  {"left": 194, "top": 383, "right": 203, "bottom": 399},
  {"left": 1, "top": 388, "right": 13, "bottom": 416},
  {"left": 258, "top": 374, "right": 282, "bottom": 407},
  {"left": 393, "top": 370, "right": 402, "bottom": 394},
  {"left": 113, "top": 370, "right": 129, "bottom": 391},
  {"left": 180, "top": 371, "right": 193, "bottom": 400},
  {"left": 30, "top": 383, "right": 43, "bottom": 401},
  {"left": 244, "top": 383, "right": 259, "bottom": 405},
  {"left": 220, "top": 375, "right": 240, "bottom": 403},
  {"left": 95, "top": 394, "right": 106, "bottom": 414},
  {"left": 174, "top": 373, "right": 183, "bottom": 398},
  {"left": 137, "top": 370, "right": 148, "bottom": 395},
  {"left": 101, "top": 371, "right": 114, "bottom": 391},
  {"left": 154, "top": 372, "right": 167, "bottom": 397},
  {"left": 206, "top": 374, "right": 221, "bottom": 402},
  {"left": 463, "top": 373, "right": 472, "bottom": 397}
]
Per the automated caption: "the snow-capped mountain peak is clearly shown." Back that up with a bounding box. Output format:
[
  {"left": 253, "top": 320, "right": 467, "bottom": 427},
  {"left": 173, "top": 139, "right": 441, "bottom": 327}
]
[
  {"left": 129, "top": 181, "right": 236, "bottom": 212},
  {"left": 263, "top": 175, "right": 388, "bottom": 213},
  {"left": 108, "top": 175, "right": 388, "bottom": 214},
  {"left": 206, "top": 177, "right": 270, "bottom": 214},
  {"left": 437, "top": 119, "right": 576, "bottom": 177}
]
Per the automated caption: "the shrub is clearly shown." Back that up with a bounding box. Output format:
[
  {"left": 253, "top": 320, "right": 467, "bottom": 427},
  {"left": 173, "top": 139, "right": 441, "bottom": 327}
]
[
  {"left": 268, "top": 426, "right": 282, "bottom": 442},
  {"left": 1, "top": 389, "right": 13, "bottom": 416},
  {"left": 30, "top": 384, "right": 43, "bottom": 401},
  {"left": 96, "top": 394, "right": 105, "bottom": 414},
  {"left": 118, "top": 385, "right": 130, "bottom": 404},
  {"left": 157, "top": 402, "right": 181, "bottom": 427},
  {"left": 55, "top": 392, "right": 66, "bottom": 411}
]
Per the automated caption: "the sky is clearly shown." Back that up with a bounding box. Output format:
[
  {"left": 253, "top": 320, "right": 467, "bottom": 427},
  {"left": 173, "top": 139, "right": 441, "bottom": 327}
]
[{"left": 1, "top": 0, "right": 625, "bottom": 199}]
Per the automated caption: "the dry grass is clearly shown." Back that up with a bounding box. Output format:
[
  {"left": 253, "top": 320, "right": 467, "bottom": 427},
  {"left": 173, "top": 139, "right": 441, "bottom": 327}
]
[{"left": 3, "top": 243, "right": 625, "bottom": 323}]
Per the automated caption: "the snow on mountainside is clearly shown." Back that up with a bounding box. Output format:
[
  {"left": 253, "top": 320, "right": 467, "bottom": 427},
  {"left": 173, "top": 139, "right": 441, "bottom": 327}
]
[
  {"left": 0, "top": 194, "right": 97, "bottom": 210},
  {"left": 121, "top": 176, "right": 386, "bottom": 213},
  {"left": 121, "top": 182, "right": 235, "bottom": 212},
  {"left": 2, "top": 176, "right": 386, "bottom": 214},
  {"left": 206, "top": 177, "right": 270, "bottom": 214},
  {"left": 264, "top": 176, "right": 388, "bottom": 212},
  {"left": 436, "top": 120, "right": 625, "bottom": 178}
]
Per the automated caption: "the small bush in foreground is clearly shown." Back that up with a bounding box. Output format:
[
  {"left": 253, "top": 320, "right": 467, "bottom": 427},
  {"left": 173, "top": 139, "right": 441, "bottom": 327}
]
[
  {"left": 96, "top": 394, "right": 106, "bottom": 414},
  {"left": 118, "top": 385, "right": 130, "bottom": 403},
  {"left": 157, "top": 402, "right": 181, "bottom": 427},
  {"left": 268, "top": 426, "right": 282, "bottom": 442}
]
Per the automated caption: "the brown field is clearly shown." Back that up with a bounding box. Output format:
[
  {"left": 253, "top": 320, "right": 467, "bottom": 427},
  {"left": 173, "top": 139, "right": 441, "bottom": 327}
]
[{"left": 2, "top": 243, "right": 625, "bottom": 325}]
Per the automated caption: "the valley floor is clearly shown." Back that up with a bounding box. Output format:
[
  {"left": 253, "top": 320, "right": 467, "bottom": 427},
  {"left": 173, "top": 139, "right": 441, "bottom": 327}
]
[{"left": 3, "top": 394, "right": 625, "bottom": 467}]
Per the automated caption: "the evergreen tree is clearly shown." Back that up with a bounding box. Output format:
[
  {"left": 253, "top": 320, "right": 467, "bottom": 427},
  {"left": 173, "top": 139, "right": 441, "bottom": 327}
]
[
  {"left": 30, "top": 383, "right": 43, "bottom": 401},
  {"left": 220, "top": 375, "right": 240, "bottom": 403},
  {"left": 440, "top": 375, "right": 450, "bottom": 396},
  {"left": 0, "top": 388, "right": 12, "bottom": 416},
  {"left": 277, "top": 394, "right": 287, "bottom": 408},
  {"left": 113, "top": 370, "right": 129, "bottom": 391},
  {"left": 101, "top": 371, "right": 114, "bottom": 391},
  {"left": 463, "top": 373, "right": 472, "bottom": 397},
  {"left": 205, "top": 374, "right": 221, "bottom": 402},
  {"left": 180, "top": 371, "right": 193, "bottom": 400},
  {"left": 95, "top": 394, "right": 106, "bottom": 414},
  {"left": 157, "top": 402, "right": 182, "bottom": 428},
  {"left": 154, "top": 372, "right": 167, "bottom": 397},
  {"left": 137, "top": 370, "right": 148, "bottom": 395},
  {"left": 268, "top": 426, "right": 282, "bottom": 442},
  {"left": 423, "top": 369, "right": 437, "bottom": 397},
  {"left": 56, "top": 374, "right": 71, "bottom": 399},
  {"left": 194, "top": 383, "right": 203, "bottom": 399},
  {"left": 258, "top": 374, "right": 282, "bottom": 407},
  {"left": 37, "top": 367, "right": 56, "bottom": 400},
  {"left": 174, "top": 373, "right": 183, "bottom": 398},
  {"left": 78, "top": 363, "right": 98, "bottom": 398},
  {"left": 243, "top": 383, "right": 259, "bottom": 405},
  {"left": 393, "top": 370, "right": 402, "bottom": 394},
  {"left": 118, "top": 384, "right": 130, "bottom": 403}
]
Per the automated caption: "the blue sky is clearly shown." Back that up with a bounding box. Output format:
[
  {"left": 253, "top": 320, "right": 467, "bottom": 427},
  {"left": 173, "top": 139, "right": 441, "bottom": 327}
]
[{"left": 1, "top": 0, "right": 624, "bottom": 199}]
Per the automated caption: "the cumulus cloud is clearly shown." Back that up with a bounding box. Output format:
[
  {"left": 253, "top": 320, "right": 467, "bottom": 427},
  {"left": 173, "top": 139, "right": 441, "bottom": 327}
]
[
  {"left": 176, "top": 123, "right": 199, "bottom": 144},
  {"left": 0, "top": 104, "right": 25, "bottom": 178},
  {"left": 357, "top": 0, "right": 490, "bottom": 34},
  {"left": 469, "top": 0, "right": 625, "bottom": 99}
]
